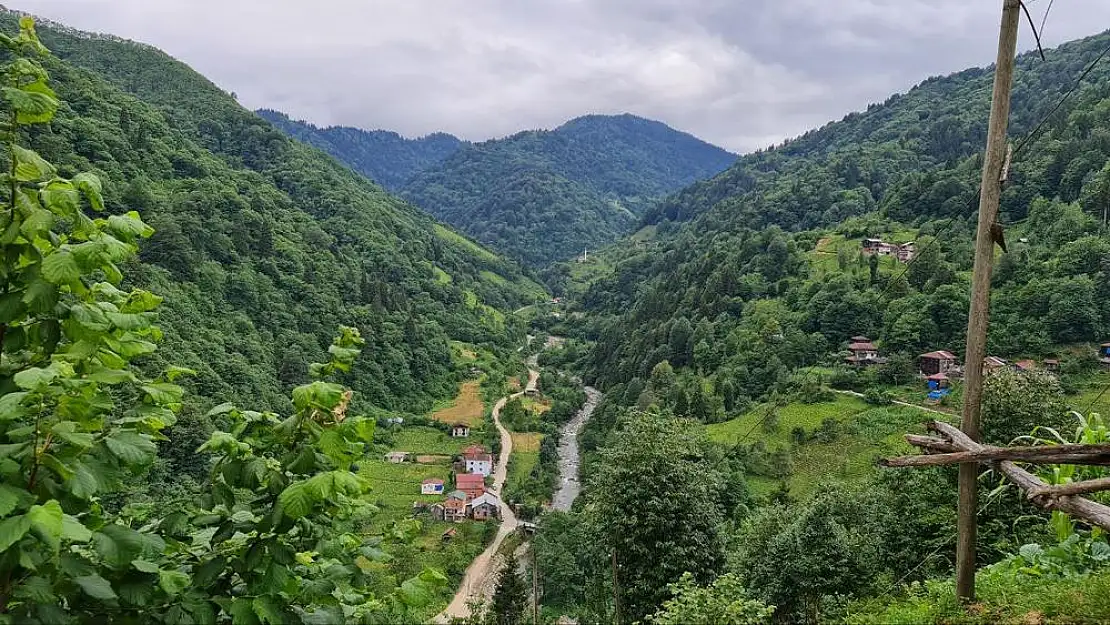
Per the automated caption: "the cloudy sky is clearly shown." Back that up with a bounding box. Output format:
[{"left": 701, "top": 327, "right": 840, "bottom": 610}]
[{"left": 14, "top": 0, "right": 1110, "bottom": 152}]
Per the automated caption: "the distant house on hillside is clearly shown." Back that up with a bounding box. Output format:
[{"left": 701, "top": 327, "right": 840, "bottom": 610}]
[
  {"left": 845, "top": 337, "right": 886, "bottom": 367},
  {"left": 462, "top": 445, "right": 494, "bottom": 476},
  {"left": 984, "top": 356, "right": 1008, "bottom": 374},
  {"left": 384, "top": 451, "right": 409, "bottom": 464},
  {"left": 919, "top": 350, "right": 959, "bottom": 377},
  {"left": 450, "top": 423, "right": 470, "bottom": 438},
  {"left": 456, "top": 473, "right": 486, "bottom": 500},
  {"left": 1014, "top": 359, "right": 1036, "bottom": 372},
  {"left": 1101, "top": 343, "right": 1110, "bottom": 369},
  {"left": 421, "top": 478, "right": 445, "bottom": 495},
  {"left": 524, "top": 377, "right": 539, "bottom": 397},
  {"left": 861, "top": 238, "right": 915, "bottom": 263}
]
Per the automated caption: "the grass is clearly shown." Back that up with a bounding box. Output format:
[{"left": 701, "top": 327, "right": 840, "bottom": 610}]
[
  {"left": 506, "top": 450, "right": 540, "bottom": 496},
  {"left": 359, "top": 459, "right": 452, "bottom": 525},
  {"left": 1067, "top": 370, "right": 1110, "bottom": 417},
  {"left": 707, "top": 396, "right": 940, "bottom": 498},
  {"left": 511, "top": 432, "right": 542, "bottom": 453},
  {"left": 430, "top": 381, "right": 485, "bottom": 427},
  {"left": 521, "top": 397, "right": 551, "bottom": 415},
  {"left": 435, "top": 224, "right": 499, "bottom": 263},
  {"left": 845, "top": 568, "right": 1110, "bottom": 624},
  {"left": 391, "top": 426, "right": 479, "bottom": 456},
  {"left": 433, "top": 266, "right": 452, "bottom": 284}
]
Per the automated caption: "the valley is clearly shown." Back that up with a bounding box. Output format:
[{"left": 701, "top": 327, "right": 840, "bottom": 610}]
[{"left": 1, "top": 4, "right": 1110, "bottom": 625}]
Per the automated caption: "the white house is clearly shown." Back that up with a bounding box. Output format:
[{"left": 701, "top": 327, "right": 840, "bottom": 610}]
[
  {"left": 421, "top": 478, "right": 445, "bottom": 495},
  {"left": 450, "top": 423, "right": 470, "bottom": 438},
  {"left": 384, "top": 451, "right": 409, "bottom": 464},
  {"left": 462, "top": 445, "right": 493, "bottom": 477}
]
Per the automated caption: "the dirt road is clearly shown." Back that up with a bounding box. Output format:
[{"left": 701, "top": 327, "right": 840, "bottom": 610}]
[{"left": 436, "top": 368, "right": 539, "bottom": 622}]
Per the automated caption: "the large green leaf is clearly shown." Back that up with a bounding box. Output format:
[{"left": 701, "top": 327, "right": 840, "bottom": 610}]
[
  {"left": 0, "top": 513, "right": 31, "bottom": 551},
  {"left": 9, "top": 144, "right": 54, "bottom": 181},
  {"left": 0, "top": 391, "right": 29, "bottom": 420},
  {"left": 13, "top": 366, "right": 56, "bottom": 390},
  {"left": 252, "top": 596, "right": 286, "bottom": 625},
  {"left": 158, "top": 569, "right": 190, "bottom": 596},
  {"left": 68, "top": 459, "right": 106, "bottom": 499},
  {"left": 27, "top": 500, "right": 63, "bottom": 550},
  {"left": 104, "top": 431, "right": 157, "bottom": 465},
  {"left": 61, "top": 514, "right": 92, "bottom": 542},
  {"left": 93, "top": 524, "right": 166, "bottom": 570},
  {"left": 72, "top": 172, "right": 104, "bottom": 212},
  {"left": 41, "top": 249, "right": 80, "bottom": 284},
  {"left": 74, "top": 574, "right": 117, "bottom": 601},
  {"left": 277, "top": 481, "right": 315, "bottom": 520},
  {"left": 40, "top": 182, "right": 79, "bottom": 217},
  {"left": 107, "top": 212, "right": 154, "bottom": 239},
  {"left": 229, "top": 598, "right": 260, "bottom": 625},
  {"left": 8, "top": 80, "right": 57, "bottom": 123},
  {"left": 0, "top": 484, "right": 25, "bottom": 517},
  {"left": 13, "top": 575, "right": 54, "bottom": 603},
  {"left": 141, "top": 382, "right": 184, "bottom": 405}
]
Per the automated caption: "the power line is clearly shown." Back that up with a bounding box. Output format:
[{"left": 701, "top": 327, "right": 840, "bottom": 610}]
[
  {"left": 1018, "top": 0, "right": 1047, "bottom": 61},
  {"left": 1038, "top": 0, "right": 1056, "bottom": 39}
]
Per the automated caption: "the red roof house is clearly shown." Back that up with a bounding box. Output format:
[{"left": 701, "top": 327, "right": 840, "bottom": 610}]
[
  {"left": 456, "top": 473, "right": 486, "bottom": 499},
  {"left": 1014, "top": 359, "right": 1036, "bottom": 372},
  {"left": 845, "top": 337, "right": 886, "bottom": 367}
]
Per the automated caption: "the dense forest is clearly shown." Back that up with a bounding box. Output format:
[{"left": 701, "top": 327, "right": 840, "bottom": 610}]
[
  {"left": 0, "top": 12, "right": 547, "bottom": 425},
  {"left": 254, "top": 110, "right": 466, "bottom": 191},
  {"left": 532, "top": 27, "right": 1110, "bottom": 625},
  {"left": 266, "top": 110, "right": 737, "bottom": 267}
]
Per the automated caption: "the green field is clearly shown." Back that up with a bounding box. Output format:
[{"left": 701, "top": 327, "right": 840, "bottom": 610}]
[
  {"left": 506, "top": 450, "right": 540, "bottom": 496},
  {"left": 360, "top": 460, "right": 453, "bottom": 523},
  {"left": 391, "top": 426, "right": 480, "bottom": 456},
  {"left": 1068, "top": 370, "right": 1110, "bottom": 417},
  {"left": 708, "top": 396, "right": 940, "bottom": 498}
]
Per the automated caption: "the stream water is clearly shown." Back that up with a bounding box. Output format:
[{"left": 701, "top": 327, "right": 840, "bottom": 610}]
[{"left": 552, "top": 385, "right": 601, "bottom": 511}]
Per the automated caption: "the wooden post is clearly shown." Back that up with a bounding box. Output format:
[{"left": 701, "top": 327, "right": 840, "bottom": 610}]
[{"left": 957, "top": 0, "right": 1021, "bottom": 603}]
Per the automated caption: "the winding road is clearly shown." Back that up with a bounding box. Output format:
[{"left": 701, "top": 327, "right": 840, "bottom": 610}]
[{"left": 436, "top": 368, "right": 539, "bottom": 623}]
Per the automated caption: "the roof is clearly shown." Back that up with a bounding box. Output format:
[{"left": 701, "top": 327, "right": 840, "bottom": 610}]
[
  {"left": 1102, "top": 343, "right": 1110, "bottom": 348},
  {"left": 470, "top": 492, "right": 502, "bottom": 508},
  {"left": 422, "top": 478, "right": 444, "bottom": 485},
  {"left": 444, "top": 497, "right": 467, "bottom": 510},
  {"left": 984, "top": 356, "right": 1007, "bottom": 367},
  {"left": 850, "top": 335, "right": 871, "bottom": 342},
  {"left": 1044, "top": 359, "right": 1060, "bottom": 364},
  {"left": 920, "top": 350, "right": 957, "bottom": 360},
  {"left": 848, "top": 342, "right": 878, "bottom": 351},
  {"left": 384, "top": 451, "right": 408, "bottom": 458},
  {"left": 451, "top": 423, "right": 470, "bottom": 429},
  {"left": 1014, "top": 359, "right": 1036, "bottom": 370},
  {"left": 926, "top": 373, "right": 949, "bottom": 381},
  {"left": 447, "top": 490, "right": 467, "bottom": 500},
  {"left": 456, "top": 474, "right": 485, "bottom": 489},
  {"left": 462, "top": 444, "right": 488, "bottom": 458}
]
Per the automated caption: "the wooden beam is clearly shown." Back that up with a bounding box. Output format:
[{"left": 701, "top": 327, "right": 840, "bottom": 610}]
[
  {"left": 1028, "top": 477, "right": 1110, "bottom": 499},
  {"left": 905, "top": 434, "right": 960, "bottom": 453},
  {"left": 882, "top": 451, "right": 1110, "bottom": 468}
]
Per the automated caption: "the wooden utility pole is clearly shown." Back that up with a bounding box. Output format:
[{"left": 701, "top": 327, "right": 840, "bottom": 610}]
[
  {"left": 611, "top": 548, "right": 621, "bottom": 625},
  {"left": 532, "top": 546, "right": 540, "bottom": 625},
  {"left": 957, "top": 0, "right": 1021, "bottom": 603}
]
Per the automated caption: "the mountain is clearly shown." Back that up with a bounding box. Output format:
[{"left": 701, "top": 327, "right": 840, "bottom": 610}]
[
  {"left": 261, "top": 110, "right": 736, "bottom": 267},
  {"left": 255, "top": 109, "right": 467, "bottom": 190},
  {"left": 5, "top": 12, "right": 546, "bottom": 418}
]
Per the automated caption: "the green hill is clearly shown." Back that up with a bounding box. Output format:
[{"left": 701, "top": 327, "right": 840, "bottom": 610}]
[
  {"left": 255, "top": 109, "right": 466, "bottom": 190},
  {"left": 6, "top": 11, "right": 546, "bottom": 416}
]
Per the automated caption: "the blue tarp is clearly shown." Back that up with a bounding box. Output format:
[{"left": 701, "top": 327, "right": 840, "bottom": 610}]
[{"left": 927, "top": 389, "right": 951, "bottom": 400}]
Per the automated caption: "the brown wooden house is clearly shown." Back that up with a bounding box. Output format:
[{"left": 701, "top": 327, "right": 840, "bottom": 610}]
[{"left": 919, "top": 350, "right": 958, "bottom": 376}]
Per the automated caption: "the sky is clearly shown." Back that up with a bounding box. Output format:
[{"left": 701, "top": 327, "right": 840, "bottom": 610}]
[{"left": 13, "top": 0, "right": 1110, "bottom": 153}]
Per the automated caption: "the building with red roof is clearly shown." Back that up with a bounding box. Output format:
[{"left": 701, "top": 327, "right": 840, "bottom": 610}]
[
  {"left": 919, "top": 350, "right": 959, "bottom": 376},
  {"left": 456, "top": 473, "right": 486, "bottom": 500}
]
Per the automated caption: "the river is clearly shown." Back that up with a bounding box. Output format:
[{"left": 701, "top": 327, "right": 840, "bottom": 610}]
[{"left": 552, "top": 385, "right": 601, "bottom": 511}]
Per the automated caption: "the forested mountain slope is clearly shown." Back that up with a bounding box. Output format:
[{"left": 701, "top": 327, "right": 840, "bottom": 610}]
[
  {"left": 644, "top": 30, "right": 1110, "bottom": 231},
  {"left": 400, "top": 114, "right": 736, "bottom": 266},
  {"left": 254, "top": 109, "right": 466, "bottom": 190},
  {"left": 5, "top": 12, "right": 546, "bottom": 416}
]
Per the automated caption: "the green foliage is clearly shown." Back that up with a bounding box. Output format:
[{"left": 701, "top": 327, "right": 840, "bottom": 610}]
[
  {"left": 256, "top": 109, "right": 465, "bottom": 190},
  {"left": 585, "top": 412, "right": 726, "bottom": 623},
  {"left": 981, "top": 369, "right": 1067, "bottom": 444},
  {"left": 0, "top": 10, "right": 542, "bottom": 429},
  {"left": 648, "top": 572, "right": 774, "bottom": 625},
  {"left": 397, "top": 115, "right": 735, "bottom": 267},
  {"left": 489, "top": 549, "right": 528, "bottom": 625}
]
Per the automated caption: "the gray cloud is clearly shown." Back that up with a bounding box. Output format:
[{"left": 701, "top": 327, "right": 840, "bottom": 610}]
[{"left": 14, "top": 0, "right": 1110, "bottom": 152}]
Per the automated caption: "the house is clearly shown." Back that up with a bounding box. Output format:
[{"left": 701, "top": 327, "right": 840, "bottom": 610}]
[
  {"left": 524, "top": 377, "right": 539, "bottom": 397},
  {"left": 450, "top": 423, "right": 471, "bottom": 438},
  {"left": 384, "top": 451, "right": 409, "bottom": 464},
  {"left": 469, "top": 492, "right": 502, "bottom": 521},
  {"left": 428, "top": 503, "right": 445, "bottom": 521},
  {"left": 421, "top": 478, "right": 445, "bottom": 495},
  {"left": 920, "top": 350, "right": 959, "bottom": 376},
  {"left": 983, "top": 356, "right": 1008, "bottom": 374},
  {"left": 447, "top": 489, "right": 467, "bottom": 501},
  {"left": 1014, "top": 359, "right": 1036, "bottom": 372},
  {"left": 897, "top": 242, "right": 916, "bottom": 262},
  {"left": 1044, "top": 359, "right": 1060, "bottom": 372},
  {"left": 456, "top": 473, "right": 486, "bottom": 500},
  {"left": 1100, "top": 343, "right": 1110, "bottom": 369},
  {"left": 442, "top": 497, "right": 468, "bottom": 522},
  {"left": 845, "top": 337, "right": 886, "bottom": 367},
  {"left": 861, "top": 238, "right": 886, "bottom": 254},
  {"left": 462, "top": 445, "right": 494, "bottom": 476}
]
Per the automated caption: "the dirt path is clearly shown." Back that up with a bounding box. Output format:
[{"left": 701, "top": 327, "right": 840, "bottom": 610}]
[
  {"left": 832, "top": 388, "right": 954, "bottom": 416},
  {"left": 436, "top": 368, "right": 539, "bottom": 622}
]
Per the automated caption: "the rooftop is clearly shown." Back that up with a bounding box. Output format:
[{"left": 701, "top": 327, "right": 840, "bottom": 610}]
[{"left": 921, "top": 350, "right": 958, "bottom": 360}]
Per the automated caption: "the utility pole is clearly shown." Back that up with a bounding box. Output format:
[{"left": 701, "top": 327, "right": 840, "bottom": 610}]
[
  {"left": 611, "top": 548, "right": 621, "bottom": 625},
  {"left": 532, "top": 545, "right": 539, "bottom": 625},
  {"left": 957, "top": 0, "right": 1021, "bottom": 603}
]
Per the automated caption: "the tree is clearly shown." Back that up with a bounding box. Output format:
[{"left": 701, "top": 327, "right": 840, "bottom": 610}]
[
  {"left": 736, "top": 487, "right": 880, "bottom": 623},
  {"left": 648, "top": 573, "right": 773, "bottom": 625},
  {"left": 491, "top": 550, "right": 529, "bottom": 625},
  {"left": 981, "top": 368, "right": 1067, "bottom": 444},
  {"left": 586, "top": 413, "right": 725, "bottom": 622}
]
